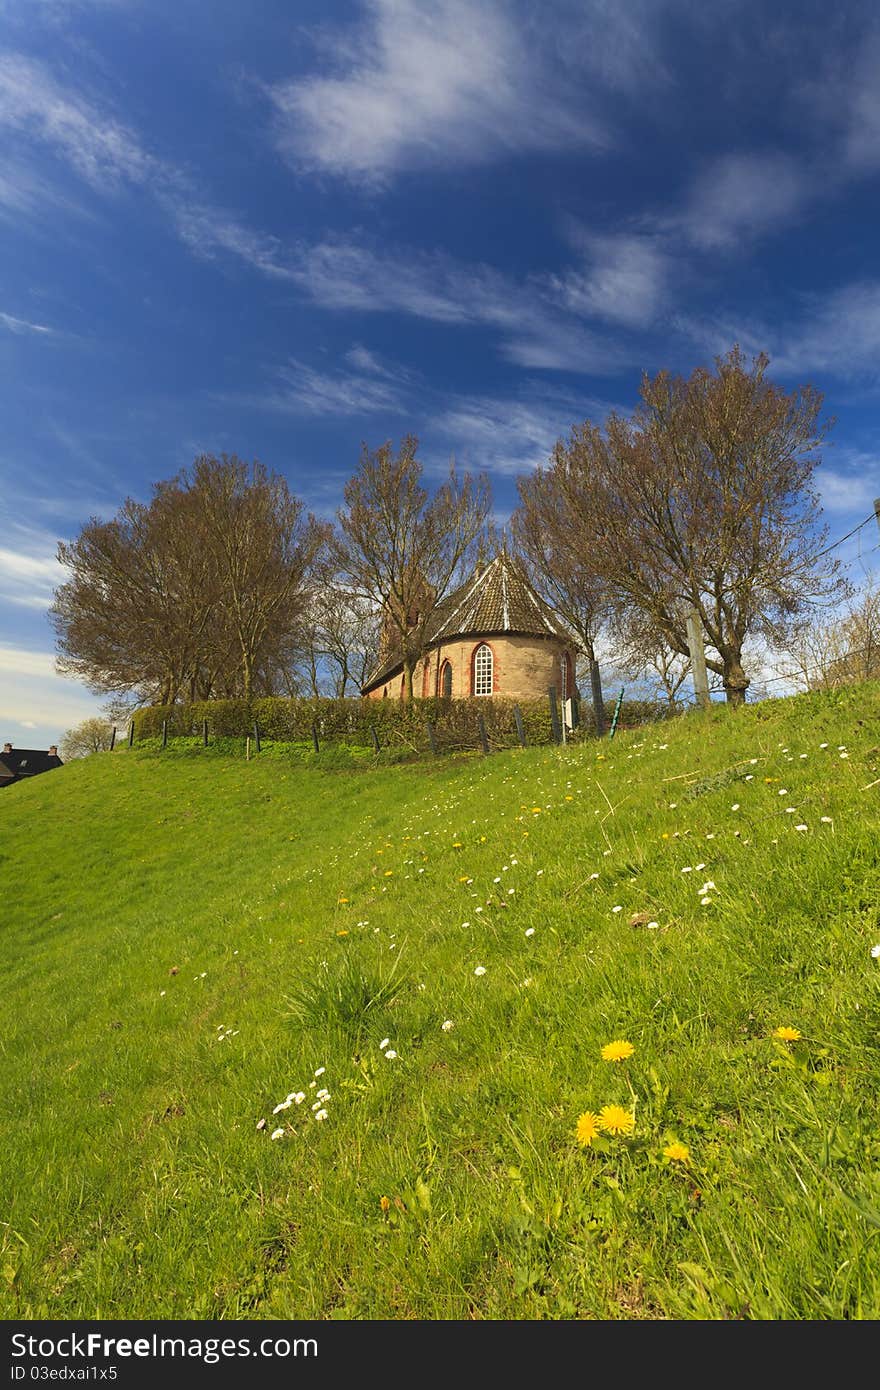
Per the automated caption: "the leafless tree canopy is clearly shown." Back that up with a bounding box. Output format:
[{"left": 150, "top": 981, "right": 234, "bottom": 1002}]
[
  {"left": 333, "top": 436, "right": 491, "bottom": 699},
  {"left": 529, "top": 347, "right": 847, "bottom": 704},
  {"left": 776, "top": 582, "right": 880, "bottom": 692},
  {"left": 52, "top": 455, "right": 327, "bottom": 703}
]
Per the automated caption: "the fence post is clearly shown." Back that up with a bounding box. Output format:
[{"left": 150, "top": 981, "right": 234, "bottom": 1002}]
[
  {"left": 548, "top": 686, "right": 562, "bottom": 745},
  {"left": 253, "top": 721, "right": 261, "bottom": 754},
  {"left": 246, "top": 736, "right": 251, "bottom": 761},
  {"left": 161, "top": 719, "right": 168, "bottom": 749},
  {"left": 477, "top": 713, "right": 490, "bottom": 755},
  {"left": 513, "top": 704, "right": 526, "bottom": 747},
  {"left": 608, "top": 688, "right": 625, "bottom": 739},
  {"left": 686, "top": 608, "right": 711, "bottom": 710},
  {"left": 203, "top": 719, "right": 209, "bottom": 747},
  {"left": 590, "top": 657, "right": 606, "bottom": 736},
  {"left": 128, "top": 722, "right": 134, "bottom": 748},
  {"left": 370, "top": 727, "right": 380, "bottom": 753},
  {"left": 109, "top": 725, "right": 116, "bottom": 752},
  {"left": 312, "top": 723, "right": 320, "bottom": 754},
  {"left": 426, "top": 721, "right": 438, "bottom": 755}
]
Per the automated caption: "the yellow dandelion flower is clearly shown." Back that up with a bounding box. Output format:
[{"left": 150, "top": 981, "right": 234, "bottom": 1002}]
[
  {"left": 663, "top": 1141, "right": 690, "bottom": 1163},
  {"left": 772, "top": 1026, "right": 801, "bottom": 1041},
  {"left": 597, "top": 1104, "right": 635, "bottom": 1136},
  {"left": 601, "top": 1039, "right": 635, "bottom": 1063},
  {"left": 384, "top": 870, "right": 394, "bottom": 877},
  {"left": 337, "top": 897, "right": 349, "bottom": 904},
  {"left": 575, "top": 1111, "right": 600, "bottom": 1148},
  {"left": 336, "top": 929, "right": 349, "bottom": 936},
  {"left": 453, "top": 842, "right": 463, "bottom": 849},
  {"left": 379, "top": 1195, "right": 390, "bottom": 1213}
]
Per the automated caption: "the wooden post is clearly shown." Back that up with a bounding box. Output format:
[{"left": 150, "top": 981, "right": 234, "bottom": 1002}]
[
  {"left": 609, "top": 688, "right": 625, "bottom": 739},
  {"left": 589, "top": 657, "right": 606, "bottom": 736},
  {"left": 686, "top": 608, "right": 711, "bottom": 710},
  {"left": 548, "top": 686, "right": 562, "bottom": 745},
  {"left": 311, "top": 723, "right": 320, "bottom": 754},
  {"left": 370, "top": 727, "right": 380, "bottom": 753},
  {"left": 253, "top": 721, "right": 261, "bottom": 754},
  {"left": 161, "top": 719, "right": 168, "bottom": 749},
  {"left": 203, "top": 719, "right": 209, "bottom": 747},
  {"left": 246, "top": 736, "right": 251, "bottom": 761},
  {"left": 513, "top": 704, "right": 526, "bottom": 747},
  {"left": 477, "top": 713, "right": 490, "bottom": 755},
  {"left": 109, "top": 725, "right": 116, "bottom": 752},
  {"left": 426, "top": 721, "right": 438, "bottom": 755},
  {"left": 128, "top": 722, "right": 134, "bottom": 748}
]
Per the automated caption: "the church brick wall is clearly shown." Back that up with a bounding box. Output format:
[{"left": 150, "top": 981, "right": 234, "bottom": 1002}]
[{"left": 367, "top": 635, "right": 576, "bottom": 701}]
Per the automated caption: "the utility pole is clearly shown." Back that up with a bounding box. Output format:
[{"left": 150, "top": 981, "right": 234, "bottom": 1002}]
[{"left": 686, "top": 608, "right": 711, "bottom": 710}]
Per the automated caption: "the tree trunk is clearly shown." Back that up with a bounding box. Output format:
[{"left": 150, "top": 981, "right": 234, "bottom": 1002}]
[
  {"left": 403, "top": 660, "right": 415, "bottom": 702},
  {"left": 722, "top": 654, "right": 750, "bottom": 706}
]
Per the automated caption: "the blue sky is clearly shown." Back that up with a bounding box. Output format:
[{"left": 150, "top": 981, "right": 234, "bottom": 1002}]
[{"left": 3, "top": 0, "right": 880, "bottom": 743}]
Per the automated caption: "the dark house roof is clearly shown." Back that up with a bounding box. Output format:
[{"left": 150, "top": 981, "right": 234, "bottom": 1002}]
[
  {"left": 363, "top": 553, "right": 574, "bottom": 693},
  {"left": 0, "top": 749, "right": 63, "bottom": 784}
]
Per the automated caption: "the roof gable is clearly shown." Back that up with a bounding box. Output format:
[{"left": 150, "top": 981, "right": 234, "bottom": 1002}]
[{"left": 362, "top": 553, "right": 573, "bottom": 692}]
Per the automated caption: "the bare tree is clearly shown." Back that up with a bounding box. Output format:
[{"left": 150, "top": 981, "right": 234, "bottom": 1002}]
[
  {"left": 52, "top": 456, "right": 327, "bottom": 703},
  {"left": 540, "top": 347, "right": 848, "bottom": 705},
  {"left": 309, "top": 584, "right": 381, "bottom": 697},
  {"left": 775, "top": 581, "right": 880, "bottom": 691},
  {"left": 512, "top": 467, "right": 610, "bottom": 727},
  {"left": 609, "top": 612, "right": 692, "bottom": 708},
  {"left": 186, "top": 457, "right": 328, "bottom": 701},
  {"left": 334, "top": 437, "right": 491, "bottom": 699}
]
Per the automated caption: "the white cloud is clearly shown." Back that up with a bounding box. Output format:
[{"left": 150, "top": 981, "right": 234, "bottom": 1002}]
[
  {"left": 676, "top": 280, "right": 880, "bottom": 386},
  {"left": 0, "top": 310, "right": 54, "bottom": 335},
  {"left": 554, "top": 232, "right": 670, "bottom": 328},
  {"left": 682, "top": 152, "right": 810, "bottom": 250},
  {"left": 268, "top": 0, "right": 605, "bottom": 183},
  {"left": 0, "top": 526, "right": 63, "bottom": 610},
  {"left": 0, "top": 53, "right": 158, "bottom": 192},
  {"left": 428, "top": 386, "right": 620, "bottom": 476},
  {"left": 265, "top": 357, "right": 409, "bottom": 416},
  {"left": 285, "top": 238, "right": 626, "bottom": 374},
  {"left": 815, "top": 461, "right": 880, "bottom": 515},
  {"left": 0, "top": 643, "right": 103, "bottom": 739}
]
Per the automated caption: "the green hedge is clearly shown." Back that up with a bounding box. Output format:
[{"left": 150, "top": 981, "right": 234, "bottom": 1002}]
[{"left": 131, "top": 694, "right": 674, "bottom": 753}]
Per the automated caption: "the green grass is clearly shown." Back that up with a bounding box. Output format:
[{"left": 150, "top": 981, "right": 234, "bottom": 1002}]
[{"left": 3, "top": 683, "right": 880, "bottom": 1320}]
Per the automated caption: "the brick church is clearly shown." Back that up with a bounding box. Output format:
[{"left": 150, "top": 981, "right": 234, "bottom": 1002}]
[{"left": 362, "top": 552, "right": 578, "bottom": 702}]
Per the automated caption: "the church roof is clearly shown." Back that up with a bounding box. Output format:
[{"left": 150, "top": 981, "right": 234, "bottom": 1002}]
[{"left": 362, "top": 552, "right": 573, "bottom": 693}]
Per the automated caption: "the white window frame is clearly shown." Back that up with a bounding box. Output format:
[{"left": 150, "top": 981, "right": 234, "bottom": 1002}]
[{"left": 473, "top": 644, "right": 493, "bottom": 697}]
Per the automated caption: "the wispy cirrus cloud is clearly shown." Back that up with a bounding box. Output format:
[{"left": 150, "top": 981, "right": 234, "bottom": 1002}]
[
  {"left": 679, "top": 152, "right": 811, "bottom": 251},
  {"left": 427, "top": 384, "right": 621, "bottom": 479},
  {"left": 285, "top": 238, "right": 626, "bottom": 374},
  {"left": 0, "top": 52, "right": 158, "bottom": 192},
  {"left": 0, "top": 310, "right": 54, "bottom": 335},
  {"left": 553, "top": 230, "right": 671, "bottom": 328},
  {"left": 0, "top": 525, "right": 63, "bottom": 610},
  {"left": 264, "top": 354, "right": 410, "bottom": 417},
  {"left": 267, "top": 0, "right": 608, "bottom": 184},
  {"left": 677, "top": 280, "right": 880, "bottom": 386}
]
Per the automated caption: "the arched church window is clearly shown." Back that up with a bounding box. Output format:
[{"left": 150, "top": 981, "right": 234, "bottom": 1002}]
[
  {"left": 440, "top": 660, "right": 453, "bottom": 699},
  {"left": 473, "top": 643, "right": 493, "bottom": 697}
]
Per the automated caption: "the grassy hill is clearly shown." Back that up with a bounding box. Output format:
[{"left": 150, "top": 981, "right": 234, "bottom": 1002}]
[{"left": 3, "top": 685, "right": 880, "bottom": 1320}]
